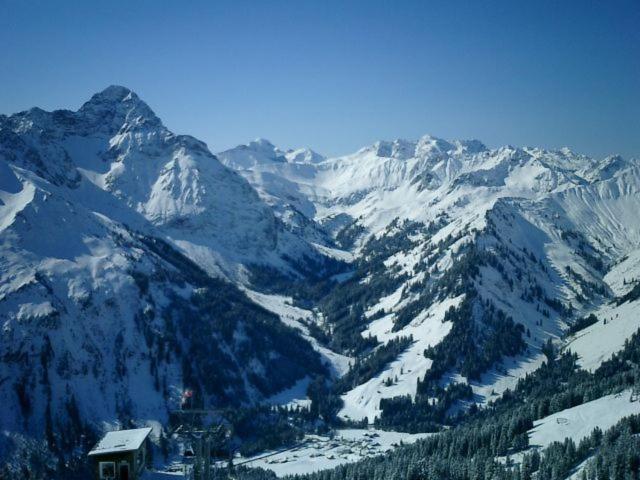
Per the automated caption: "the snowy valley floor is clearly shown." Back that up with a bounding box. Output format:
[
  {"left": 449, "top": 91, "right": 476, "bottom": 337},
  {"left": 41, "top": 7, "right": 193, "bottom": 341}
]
[{"left": 226, "top": 429, "right": 430, "bottom": 477}]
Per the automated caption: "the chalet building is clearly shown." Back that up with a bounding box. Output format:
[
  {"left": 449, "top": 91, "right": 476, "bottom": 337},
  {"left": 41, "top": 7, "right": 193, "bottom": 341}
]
[{"left": 88, "top": 427, "right": 152, "bottom": 480}]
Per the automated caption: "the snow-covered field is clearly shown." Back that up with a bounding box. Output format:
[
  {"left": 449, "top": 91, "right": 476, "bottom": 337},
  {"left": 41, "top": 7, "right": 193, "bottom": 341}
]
[
  {"left": 235, "top": 429, "right": 430, "bottom": 477},
  {"left": 528, "top": 390, "right": 640, "bottom": 448},
  {"left": 566, "top": 299, "right": 640, "bottom": 372}
]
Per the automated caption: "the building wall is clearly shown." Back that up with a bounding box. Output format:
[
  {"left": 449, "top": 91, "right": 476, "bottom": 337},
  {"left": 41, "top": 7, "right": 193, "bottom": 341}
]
[
  {"left": 92, "top": 451, "right": 136, "bottom": 480},
  {"left": 91, "top": 438, "right": 149, "bottom": 479}
]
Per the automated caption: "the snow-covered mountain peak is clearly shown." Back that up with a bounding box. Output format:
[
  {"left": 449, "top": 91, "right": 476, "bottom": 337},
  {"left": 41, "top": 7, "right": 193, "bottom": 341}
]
[
  {"left": 226, "top": 139, "right": 325, "bottom": 166},
  {"left": 249, "top": 137, "right": 277, "bottom": 151},
  {"left": 356, "top": 139, "right": 414, "bottom": 160},
  {"left": 590, "top": 154, "right": 632, "bottom": 181},
  {"left": 452, "top": 138, "right": 488, "bottom": 154},
  {"left": 0, "top": 87, "right": 335, "bottom": 280},
  {"left": 415, "top": 134, "right": 455, "bottom": 155},
  {"left": 353, "top": 135, "right": 486, "bottom": 162},
  {"left": 559, "top": 146, "right": 575, "bottom": 156},
  {"left": 220, "top": 135, "right": 621, "bottom": 241},
  {"left": 378, "top": 139, "right": 415, "bottom": 159},
  {"left": 285, "top": 147, "right": 326, "bottom": 164},
  {"left": 220, "top": 139, "right": 324, "bottom": 174},
  {"left": 223, "top": 138, "right": 289, "bottom": 167},
  {"left": 78, "top": 85, "right": 162, "bottom": 134}
]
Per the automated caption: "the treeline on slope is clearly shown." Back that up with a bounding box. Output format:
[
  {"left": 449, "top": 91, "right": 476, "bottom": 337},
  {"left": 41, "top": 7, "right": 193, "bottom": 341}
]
[
  {"left": 334, "top": 220, "right": 366, "bottom": 250},
  {"left": 313, "top": 205, "right": 590, "bottom": 433},
  {"left": 247, "top": 209, "right": 607, "bottom": 437},
  {"left": 303, "top": 219, "right": 531, "bottom": 431},
  {"left": 250, "top": 217, "right": 449, "bottom": 355},
  {"left": 421, "top": 293, "right": 526, "bottom": 386},
  {"left": 410, "top": 241, "right": 530, "bottom": 380},
  {"left": 304, "top": 337, "right": 415, "bottom": 424},
  {"left": 567, "top": 313, "right": 599, "bottom": 336},
  {"left": 214, "top": 220, "right": 444, "bottom": 433},
  {"left": 247, "top": 252, "right": 350, "bottom": 308},
  {"left": 209, "top": 405, "right": 317, "bottom": 458},
  {"left": 316, "top": 218, "right": 432, "bottom": 355},
  {"left": 617, "top": 281, "right": 640, "bottom": 306},
  {"left": 560, "top": 228, "right": 608, "bottom": 275},
  {"left": 376, "top": 382, "right": 474, "bottom": 433},
  {"left": 323, "top": 215, "right": 467, "bottom": 354},
  {"left": 211, "top": 326, "right": 640, "bottom": 480},
  {"left": 298, "top": 218, "right": 479, "bottom": 425},
  {"left": 280, "top": 237, "right": 534, "bottom": 432},
  {"left": 333, "top": 336, "right": 414, "bottom": 393},
  {"left": 373, "top": 244, "right": 528, "bottom": 431},
  {"left": 483, "top": 207, "right": 576, "bottom": 318},
  {"left": 210, "top": 415, "right": 640, "bottom": 480},
  {"left": 374, "top": 294, "right": 525, "bottom": 433},
  {"left": 136, "top": 233, "right": 328, "bottom": 405}
]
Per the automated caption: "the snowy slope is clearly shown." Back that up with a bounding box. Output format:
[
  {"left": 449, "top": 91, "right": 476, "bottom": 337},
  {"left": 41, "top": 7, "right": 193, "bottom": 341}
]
[
  {"left": 566, "top": 288, "right": 640, "bottom": 371},
  {"left": 245, "top": 290, "right": 352, "bottom": 377},
  {"left": 0, "top": 89, "right": 336, "bottom": 461},
  {"left": 528, "top": 390, "right": 640, "bottom": 448},
  {"left": 0, "top": 161, "right": 328, "bottom": 433}
]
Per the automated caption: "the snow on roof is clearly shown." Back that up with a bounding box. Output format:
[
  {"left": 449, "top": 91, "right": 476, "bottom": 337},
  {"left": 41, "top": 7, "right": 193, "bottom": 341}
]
[{"left": 89, "top": 427, "right": 152, "bottom": 456}]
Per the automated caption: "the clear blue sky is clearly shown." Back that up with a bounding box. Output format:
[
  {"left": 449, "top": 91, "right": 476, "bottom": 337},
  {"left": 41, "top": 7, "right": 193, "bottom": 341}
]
[{"left": 1, "top": 0, "right": 638, "bottom": 159}]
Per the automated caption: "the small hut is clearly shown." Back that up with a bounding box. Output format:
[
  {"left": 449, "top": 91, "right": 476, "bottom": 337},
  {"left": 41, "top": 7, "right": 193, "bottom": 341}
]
[{"left": 88, "top": 427, "right": 152, "bottom": 480}]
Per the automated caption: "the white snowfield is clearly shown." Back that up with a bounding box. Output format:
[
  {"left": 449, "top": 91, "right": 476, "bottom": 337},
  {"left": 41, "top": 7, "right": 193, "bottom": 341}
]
[
  {"left": 528, "top": 390, "right": 640, "bottom": 448},
  {"left": 566, "top": 298, "right": 640, "bottom": 372},
  {"left": 236, "top": 428, "right": 430, "bottom": 477},
  {"left": 605, "top": 249, "right": 640, "bottom": 297},
  {"left": 566, "top": 248, "right": 640, "bottom": 372}
]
